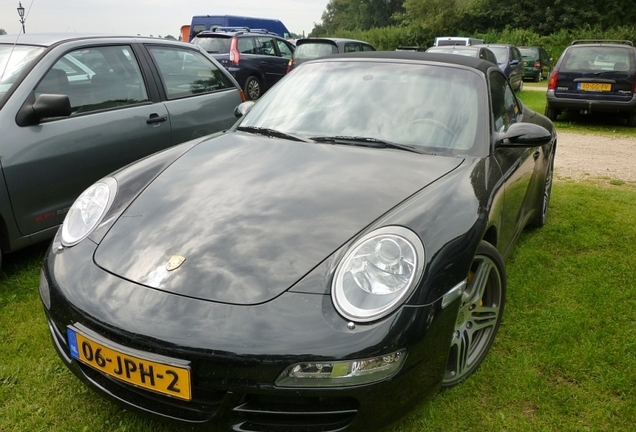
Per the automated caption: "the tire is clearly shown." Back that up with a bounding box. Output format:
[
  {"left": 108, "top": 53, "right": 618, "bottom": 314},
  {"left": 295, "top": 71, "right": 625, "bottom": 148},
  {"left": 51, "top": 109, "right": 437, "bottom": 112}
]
[
  {"left": 442, "top": 240, "right": 506, "bottom": 388},
  {"left": 529, "top": 151, "right": 554, "bottom": 228},
  {"left": 544, "top": 107, "right": 558, "bottom": 121},
  {"left": 244, "top": 76, "right": 262, "bottom": 101},
  {"left": 628, "top": 112, "right": 636, "bottom": 127}
]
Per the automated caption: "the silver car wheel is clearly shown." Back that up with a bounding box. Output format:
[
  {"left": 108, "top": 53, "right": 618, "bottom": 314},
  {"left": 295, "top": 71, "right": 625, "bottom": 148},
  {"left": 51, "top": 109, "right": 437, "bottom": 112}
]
[
  {"left": 245, "top": 76, "right": 262, "bottom": 100},
  {"left": 443, "top": 241, "right": 505, "bottom": 387}
]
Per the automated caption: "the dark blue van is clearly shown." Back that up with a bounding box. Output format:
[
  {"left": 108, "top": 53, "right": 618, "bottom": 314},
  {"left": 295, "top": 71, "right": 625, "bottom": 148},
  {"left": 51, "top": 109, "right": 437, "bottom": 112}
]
[{"left": 190, "top": 15, "right": 291, "bottom": 41}]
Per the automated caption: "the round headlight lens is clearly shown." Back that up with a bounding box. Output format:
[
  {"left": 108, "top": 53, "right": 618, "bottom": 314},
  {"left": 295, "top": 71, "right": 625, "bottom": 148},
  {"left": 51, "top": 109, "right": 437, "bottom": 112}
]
[
  {"left": 61, "top": 178, "right": 117, "bottom": 246},
  {"left": 332, "top": 226, "right": 425, "bottom": 322}
]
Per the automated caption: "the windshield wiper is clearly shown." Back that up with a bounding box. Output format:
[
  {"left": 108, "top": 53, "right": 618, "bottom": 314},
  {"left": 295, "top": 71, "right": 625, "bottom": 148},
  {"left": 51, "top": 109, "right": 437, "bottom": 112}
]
[
  {"left": 310, "top": 136, "right": 423, "bottom": 154},
  {"left": 236, "top": 126, "right": 311, "bottom": 142}
]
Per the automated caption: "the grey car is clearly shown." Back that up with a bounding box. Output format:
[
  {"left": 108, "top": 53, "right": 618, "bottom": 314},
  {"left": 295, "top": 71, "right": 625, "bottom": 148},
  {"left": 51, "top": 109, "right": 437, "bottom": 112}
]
[
  {"left": 287, "top": 38, "right": 376, "bottom": 72},
  {"left": 425, "top": 45, "right": 498, "bottom": 64},
  {"left": 0, "top": 34, "right": 243, "bottom": 267}
]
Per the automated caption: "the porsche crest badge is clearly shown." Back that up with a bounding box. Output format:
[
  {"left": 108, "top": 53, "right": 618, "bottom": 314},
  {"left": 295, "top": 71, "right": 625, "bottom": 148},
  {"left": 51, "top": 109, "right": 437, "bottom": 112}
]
[{"left": 166, "top": 255, "right": 186, "bottom": 271}]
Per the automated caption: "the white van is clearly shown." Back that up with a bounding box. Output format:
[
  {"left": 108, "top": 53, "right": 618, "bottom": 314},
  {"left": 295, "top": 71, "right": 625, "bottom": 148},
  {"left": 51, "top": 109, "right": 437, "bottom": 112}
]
[{"left": 435, "top": 37, "right": 485, "bottom": 47}]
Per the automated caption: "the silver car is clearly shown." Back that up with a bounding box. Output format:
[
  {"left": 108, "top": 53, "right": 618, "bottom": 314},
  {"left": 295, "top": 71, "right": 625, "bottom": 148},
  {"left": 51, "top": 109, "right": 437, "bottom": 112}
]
[{"left": 0, "top": 34, "right": 243, "bottom": 267}]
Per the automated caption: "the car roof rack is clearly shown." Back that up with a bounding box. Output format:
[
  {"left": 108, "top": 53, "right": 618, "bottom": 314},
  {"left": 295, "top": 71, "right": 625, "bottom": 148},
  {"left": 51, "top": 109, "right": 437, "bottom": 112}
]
[
  {"left": 199, "top": 27, "right": 278, "bottom": 37},
  {"left": 571, "top": 39, "right": 634, "bottom": 47},
  {"left": 209, "top": 26, "right": 252, "bottom": 33}
]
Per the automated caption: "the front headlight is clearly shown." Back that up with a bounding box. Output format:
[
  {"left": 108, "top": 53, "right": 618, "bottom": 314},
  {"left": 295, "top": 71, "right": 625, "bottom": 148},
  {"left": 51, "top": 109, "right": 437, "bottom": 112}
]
[
  {"left": 61, "top": 177, "right": 117, "bottom": 246},
  {"left": 332, "top": 226, "right": 425, "bottom": 323}
]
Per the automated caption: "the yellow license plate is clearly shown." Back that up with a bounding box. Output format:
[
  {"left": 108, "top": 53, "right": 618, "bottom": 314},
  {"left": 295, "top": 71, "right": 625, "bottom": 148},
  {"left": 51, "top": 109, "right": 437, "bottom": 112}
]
[
  {"left": 67, "top": 327, "right": 191, "bottom": 401},
  {"left": 579, "top": 82, "right": 612, "bottom": 92}
]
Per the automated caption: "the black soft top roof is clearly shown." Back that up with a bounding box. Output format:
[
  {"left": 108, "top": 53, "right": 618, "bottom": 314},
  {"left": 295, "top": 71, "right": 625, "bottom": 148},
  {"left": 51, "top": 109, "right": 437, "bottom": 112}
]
[{"left": 323, "top": 51, "right": 497, "bottom": 75}]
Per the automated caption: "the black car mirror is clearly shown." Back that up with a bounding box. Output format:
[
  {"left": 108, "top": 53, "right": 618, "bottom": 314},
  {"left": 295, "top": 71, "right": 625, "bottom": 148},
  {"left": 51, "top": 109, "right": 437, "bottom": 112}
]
[
  {"left": 234, "top": 101, "right": 255, "bottom": 118},
  {"left": 17, "top": 93, "right": 72, "bottom": 126},
  {"left": 496, "top": 123, "right": 552, "bottom": 148}
]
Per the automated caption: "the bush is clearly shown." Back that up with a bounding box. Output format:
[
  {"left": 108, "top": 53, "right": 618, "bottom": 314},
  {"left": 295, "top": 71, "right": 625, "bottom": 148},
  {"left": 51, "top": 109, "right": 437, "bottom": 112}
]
[
  {"left": 331, "top": 25, "right": 435, "bottom": 51},
  {"left": 328, "top": 25, "right": 636, "bottom": 60}
]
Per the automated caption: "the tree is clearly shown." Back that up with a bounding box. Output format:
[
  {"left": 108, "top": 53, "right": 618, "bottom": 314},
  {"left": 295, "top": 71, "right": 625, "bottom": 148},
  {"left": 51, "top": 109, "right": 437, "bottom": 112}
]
[{"left": 312, "top": 0, "right": 404, "bottom": 36}]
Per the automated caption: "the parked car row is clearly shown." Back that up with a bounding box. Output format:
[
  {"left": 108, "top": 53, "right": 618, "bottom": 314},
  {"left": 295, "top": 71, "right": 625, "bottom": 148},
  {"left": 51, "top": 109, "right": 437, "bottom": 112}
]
[{"left": 3, "top": 30, "right": 559, "bottom": 432}]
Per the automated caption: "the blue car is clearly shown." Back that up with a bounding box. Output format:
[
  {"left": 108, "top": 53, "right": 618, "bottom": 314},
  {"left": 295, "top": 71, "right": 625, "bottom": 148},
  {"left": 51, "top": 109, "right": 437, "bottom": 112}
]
[
  {"left": 193, "top": 28, "right": 295, "bottom": 100},
  {"left": 476, "top": 44, "right": 524, "bottom": 92}
]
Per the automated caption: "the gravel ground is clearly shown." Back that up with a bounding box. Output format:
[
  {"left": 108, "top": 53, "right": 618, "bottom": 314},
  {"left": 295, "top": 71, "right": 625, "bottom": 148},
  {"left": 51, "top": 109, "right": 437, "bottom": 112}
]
[
  {"left": 522, "top": 86, "right": 636, "bottom": 184},
  {"left": 554, "top": 131, "right": 636, "bottom": 184}
]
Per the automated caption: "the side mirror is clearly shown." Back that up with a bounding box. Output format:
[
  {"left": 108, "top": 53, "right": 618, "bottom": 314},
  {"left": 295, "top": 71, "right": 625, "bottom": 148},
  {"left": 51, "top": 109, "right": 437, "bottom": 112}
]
[
  {"left": 16, "top": 94, "right": 72, "bottom": 126},
  {"left": 496, "top": 123, "right": 552, "bottom": 148},
  {"left": 234, "top": 101, "right": 255, "bottom": 118}
]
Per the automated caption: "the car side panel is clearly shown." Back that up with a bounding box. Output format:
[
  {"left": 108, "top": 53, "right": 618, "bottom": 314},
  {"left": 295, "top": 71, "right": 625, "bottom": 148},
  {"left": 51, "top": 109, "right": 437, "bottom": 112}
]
[
  {"left": 4, "top": 104, "right": 172, "bottom": 236},
  {"left": 162, "top": 89, "right": 241, "bottom": 144}
]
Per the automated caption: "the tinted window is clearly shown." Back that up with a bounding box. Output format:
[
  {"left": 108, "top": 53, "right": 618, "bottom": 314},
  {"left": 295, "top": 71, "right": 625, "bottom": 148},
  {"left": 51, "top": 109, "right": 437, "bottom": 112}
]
[
  {"left": 490, "top": 72, "right": 519, "bottom": 132},
  {"left": 519, "top": 48, "right": 539, "bottom": 58},
  {"left": 193, "top": 36, "right": 231, "bottom": 54},
  {"left": 489, "top": 47, "right": 509, "bottom": 64},
  {"left": 344, "top": 43, "right": 362, "bottom": 53},
  {"left": 362, "top": 44, "right": 375, "bottom": 52},
  {"left": 562, "top": 46, "right": 635, "bottom": 72},
  {"left": 254, "top": 37, "right": 276, "bottom": 56},
  {"left": 192, "top": 25, "right": 206, "bottom": 37},
  {"left": 36, "top": 46, "right": 148, "bottom": 115},
  {"left": 238, "top": 37, "right": 256, "bottom": 54},
  {"left": 148, "top": 46, "right": 235, "bottom": 99},
  {"left": 276, "top": 40, "right": 293, "bottom": 58},
  {"left": 294, "top": 43, "right": 337, "bottom": 60}
]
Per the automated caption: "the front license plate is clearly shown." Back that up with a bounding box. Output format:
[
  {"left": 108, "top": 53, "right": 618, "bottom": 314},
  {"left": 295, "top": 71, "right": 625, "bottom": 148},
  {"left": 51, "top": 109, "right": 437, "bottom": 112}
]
[
  {"left": 578, "top": 82, "right": 612, "bottom": 92},
  {"left": 67, "top": 327, "right": 191, "bottom": 401}
]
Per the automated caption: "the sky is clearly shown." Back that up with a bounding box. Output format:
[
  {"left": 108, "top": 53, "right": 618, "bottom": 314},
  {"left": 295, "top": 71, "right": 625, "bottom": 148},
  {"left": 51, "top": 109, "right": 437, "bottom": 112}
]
[{"left": 0, "top": 0, "right": 328, "bottom": 38}]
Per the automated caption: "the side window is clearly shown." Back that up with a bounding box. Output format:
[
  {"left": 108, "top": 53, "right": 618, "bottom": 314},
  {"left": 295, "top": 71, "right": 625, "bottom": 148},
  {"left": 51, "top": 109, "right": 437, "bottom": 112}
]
[
  {"left": 344, "top": 43, "right": 361, "bottom": 53},
  {"left": 35, "top": 45, "right": 148, "bottom": 116},
  {"left": 238, "top": 37, "right": 255, "bottom": 54},
  {"left": 362, "top": 44, "right": 375, "bottom": 52},
  {"left": 490, "top": 72, "right": 520, "bottom": 132},
  {"left": 148, "top": 46, "right": 235, "bottom": 99},
  {"left": 276, "top": 40, "right": 293, "bottom": 59},
  {"left": 255, "top": 37, "right": 276, "bottom": 56}
]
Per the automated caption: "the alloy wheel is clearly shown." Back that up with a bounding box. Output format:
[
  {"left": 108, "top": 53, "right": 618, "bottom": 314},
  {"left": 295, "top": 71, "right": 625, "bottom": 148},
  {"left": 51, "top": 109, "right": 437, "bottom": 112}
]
[{"left": 443, "top": 242, "right": 505, "bottom": 387}]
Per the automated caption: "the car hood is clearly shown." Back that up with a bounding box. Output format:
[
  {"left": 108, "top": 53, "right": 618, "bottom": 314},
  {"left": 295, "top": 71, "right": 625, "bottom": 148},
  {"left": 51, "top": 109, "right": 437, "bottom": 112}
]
[{"left": 94, "top": 133, "right": 463, "bottom": 305}]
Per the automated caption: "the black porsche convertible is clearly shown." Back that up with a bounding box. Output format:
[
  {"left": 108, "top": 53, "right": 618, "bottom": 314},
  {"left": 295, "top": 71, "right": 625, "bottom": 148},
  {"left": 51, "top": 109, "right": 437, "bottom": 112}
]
[{"left": 40, "top": 52, "right": 556, "bottom": 431}]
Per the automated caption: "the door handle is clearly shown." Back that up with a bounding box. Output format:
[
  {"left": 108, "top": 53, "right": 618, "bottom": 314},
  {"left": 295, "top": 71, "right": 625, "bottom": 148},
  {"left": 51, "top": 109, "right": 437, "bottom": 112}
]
[{"left": 146, "top": 114, "right": 167, "bottom": 125}]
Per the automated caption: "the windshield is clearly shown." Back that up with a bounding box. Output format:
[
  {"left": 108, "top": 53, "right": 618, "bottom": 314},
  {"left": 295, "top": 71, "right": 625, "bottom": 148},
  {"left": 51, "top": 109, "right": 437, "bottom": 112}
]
[
  {"left": 239, "top": 61, "right": 485, "bottom": 154},
  {"left": 488, "top": 47, "right": 509, "bottom": 64},
  {"left": 519, "top": 48, "right": 539, "bottom": 58},
  {"left": 562, "top": 46, "right": 635, "bottom": 72},
  {"left": 0, "top": 44, "right": 45, "bottom": 100},
  {"left": 192, "top": 36, "right": 231, "bottom": 54},
  {"left": 294, "top": 43, "right": 337, "bottom": 60}
]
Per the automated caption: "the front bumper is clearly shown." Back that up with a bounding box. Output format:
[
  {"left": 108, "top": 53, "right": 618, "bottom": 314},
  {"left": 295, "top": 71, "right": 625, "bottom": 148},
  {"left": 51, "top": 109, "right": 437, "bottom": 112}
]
[
  {"left": 546, "top": 89, "right": 636, "bottom": 113},
  {"left": 41, "top": 240, "right": 459, "bottom": 431}
]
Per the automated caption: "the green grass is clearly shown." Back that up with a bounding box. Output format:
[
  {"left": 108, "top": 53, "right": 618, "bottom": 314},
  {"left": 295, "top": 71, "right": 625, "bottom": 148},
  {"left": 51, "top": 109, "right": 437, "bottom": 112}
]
[
  {"left": 1, "top": 181, "right": 636, "bottom": 431},
  {"left": 518, "top": 88, "right": 636, "bottom": 137}
]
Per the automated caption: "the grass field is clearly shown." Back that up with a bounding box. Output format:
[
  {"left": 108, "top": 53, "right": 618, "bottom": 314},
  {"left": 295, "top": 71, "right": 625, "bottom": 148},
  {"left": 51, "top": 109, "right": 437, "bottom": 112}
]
[
  {"left": 1, "top": 182, "right": 636, "bottom": 431},
  {"left": 2, "top": 88, "right": 636, "bottom": 431}
]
